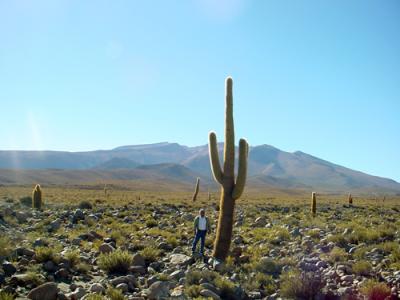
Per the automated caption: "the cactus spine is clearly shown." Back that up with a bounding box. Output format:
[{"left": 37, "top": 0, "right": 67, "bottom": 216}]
[
  {"left": 311, "top": 192, "right": 316, "bottom": 216},
  {"left": 348, "top": 193, "right": 353, "bottom": 205},
  {"left": 209, "top": 77, "right": 249, "bottom": 261},
  {"left": 32, "top": 184, "right": 42, "bottom": 210},
  {"left": 192, "top": 177, "right": 200, "bottom": 202}
]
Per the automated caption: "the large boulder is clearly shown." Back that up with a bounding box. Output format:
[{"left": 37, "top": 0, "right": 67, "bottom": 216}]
[
  {"left": 27, "top": 282, "right": 59, "bottom": 300},
  {"left": 2, "top": 261, "right": 17, "bottom": 276},
  {"left": 145, "top": 281, "right": 170, "bottom": 300},
  {"left": 132, "top": 253, "right": 146, "bottom": 267},
  {"left": 169, "top": 254, "right": 193, "bottom": 266}
]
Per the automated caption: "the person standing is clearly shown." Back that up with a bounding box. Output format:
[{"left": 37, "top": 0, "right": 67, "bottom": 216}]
[{"left": 192, "top": 208, "right": 211, "bottom": 256}]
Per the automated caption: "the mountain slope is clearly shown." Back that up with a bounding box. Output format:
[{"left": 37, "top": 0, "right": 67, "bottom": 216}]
[{"left": 0, "top": 142, "right": 399, "bottom": 192}]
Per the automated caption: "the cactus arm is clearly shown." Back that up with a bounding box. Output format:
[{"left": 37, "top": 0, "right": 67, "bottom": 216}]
[
  {"left": 209, "top": 132, "right": 224, "bottom": 184},
  {"left": 232, "top": 139, "right": 249, "bottom": 200}
]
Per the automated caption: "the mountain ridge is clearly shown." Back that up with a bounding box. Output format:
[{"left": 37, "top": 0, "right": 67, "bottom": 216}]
[{"left": 0, "top": 142, "right": 399, "bottom": 193}]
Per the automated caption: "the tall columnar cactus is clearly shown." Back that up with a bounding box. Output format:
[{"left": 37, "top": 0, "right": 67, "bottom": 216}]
[
  {"left": 311, "top": 192, "right": 316, "bottom": 216},
  {"left": 209, "top": 77, "right": 249, "bottom": 261},
  {"left": 32, "top": 184, "right": 42, "bottom": 210},
  {"left": 192, "top": 177, "right": 200, "bottom": 202},
  {"left": 348, "top": 193, "right": 353, "bottom": 205}
]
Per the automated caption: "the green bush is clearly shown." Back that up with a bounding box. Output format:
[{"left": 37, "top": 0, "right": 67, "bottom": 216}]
[
  {"left": 280, "top": 270, "right": 324, "bottom": 299},
  {"left": 84, "top": 294, "right": 105, "bottom": 300},
  {"left": 255, "top": 257, "right": 282, "bottom": 277},
  {"left": 352, "top": 260, "right": 372, "bottom": 276},
  {"left": 64, "top": 249, "right": 80, "bottom": 268},
  {"left": 0, "top": 236, "right": 12, "bottom": 257},
  {"left": 106, "top": 287, "right": 126, "bottom": 300},
  {"left": 244, "top": 272, "right": 276, "bottom": 294},
  {"left": 360, "top": 279, "right": 391, "bottom": 300},
  {"left": 79, "top": 200, "right": 93, "bottom": 209},
  {"left": 98, "top": 249, "right": 132, "bottom": 274},
  {"left": 214, "top": 276, "right": 236, "bottom": 299},
  {"left": 326, "top": 247, "right": 347, "bottom": 263},
  {"left": 326, "top": 233, "right": 347, "bottom": 247},
  {"left": 139, "top": 246, "right": 160, "bottom": 264},
  {"left": 145, "top": 219, "right": 158, "bottom": 228},
  {"left": 35, "top": 247, "right": 60, "bottom": 263},
  {"left": 185, "top": 285, "right": 202, "bottom": 298},
  {"left": 185, "top": 269, "right": 218, "bottom": 285},
  {"left": 0, "top": 291, "right": 14, "bottom": 300},
  {"left": 19, "top": 196, "right": 32, "bottom": 207}
]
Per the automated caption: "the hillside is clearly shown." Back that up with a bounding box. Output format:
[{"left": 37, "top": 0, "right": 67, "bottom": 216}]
[{"left": 0, "top": 143, "right": 399, "bottom": 193}]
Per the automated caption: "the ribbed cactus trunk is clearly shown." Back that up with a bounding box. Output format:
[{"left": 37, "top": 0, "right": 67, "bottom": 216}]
[
  {"left": 32, "top": 184, "right": 42, "bottom": 210},
  {"left": 209, "top": 77, "right": 248, "bottom": 261},
  {"left": 311, "top": 192, "right": 316, "bottom": 216},
  {"left": 348, "top": 193, "right": 353, "bottom": 205}
]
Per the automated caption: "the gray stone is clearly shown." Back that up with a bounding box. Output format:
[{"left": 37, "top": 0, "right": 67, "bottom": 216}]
[
  {"left": 72, "top": 209, "right": 85, "bottom": 223},
  {"left": 98, "top": 243, "right": 114, "bottom": 254},
  {"left": 337, "top": 286, "right": 352, "bottom": 295},
  {"left": 169, "top": 270, "right": 185, "bottom": 281},
  {"left": 130, "top": 265, "right": 146, "bottom": 275},
  {"left": 200, "top": 283, "right": 220, "bottom": 295},
  {"left": 253, "top": 216, "right": 267, "bottom": 227},
  {"left": 2, "top": 261, "right": 17, "bottom": 276},
  {"left": 54, "top": 268, "right": 69, "bottom": 279},
  {"left": 200, "top": 289, "right": 221, "bottom": 300},
  {"left": 169, "top": 254, "right": 193, "bottom": 266},
  {"left": 89, "top": 283, "right": 105, "bottom": 294},
  {"left": 0, "top": 270, "right": 5, "bottom": 285},
  {"left": 116, "top": 283, "right": 129, "bottom": 292},
  {"left": 16, "top": 247, "right": 35, "bottom": 257},
  {"left": 341, "top": 275, "right": 354, "bottom": 282},
  {"left": 43, "top": 261, "right": 56, "bottom": 272},
  {"left": 16, "top": 211, "right": 28, "bottom": 223},
  {"left": 145, "top": 281, "right": 170, "bottom": 300},
  {"left": 132, "top": 253, "right": 146, "bottom": 267},
  {"left": 33, "top": 238, "right": 46, "bottom": 247},
  {"left": 68, "top": 287, "right": 86, "bottom": 300},
  {"left": 50, "top": 219, "right": 62, "bottom": 231},
  {"left": 316, "top": 260, "right": 328, "bottom": 268},
  {"left": 71, "top": 238, "right": 82, "bottom": 246}
]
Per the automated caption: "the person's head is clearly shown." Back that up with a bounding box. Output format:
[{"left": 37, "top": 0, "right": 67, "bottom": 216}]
[{"left": 199, "top": 208, "right": 205, "bottom": 217}]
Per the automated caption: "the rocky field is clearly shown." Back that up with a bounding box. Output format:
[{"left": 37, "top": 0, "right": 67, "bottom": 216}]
[{"left": 0, "top": 187, "right": 399, "bottom": 300}]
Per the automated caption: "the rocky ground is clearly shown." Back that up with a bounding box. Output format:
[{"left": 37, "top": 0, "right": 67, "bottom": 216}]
[{"left": 0, "top": 195, "right": 399, "bottom": 300}]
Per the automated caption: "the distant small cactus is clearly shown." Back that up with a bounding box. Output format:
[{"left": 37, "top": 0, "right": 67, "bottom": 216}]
[
  {"left": 192, "top": 178, "right": 200, "bottom": 202},
  {"left": 311, "top": 192, "right": 316, "bottom": 216},
  {"left": 348, "top": 193, "right": 353, "bottom": 205},
  {"left": 32, "top": 184, "right": 42, "bottom": 210},
  {"left": 104, "top": 184, "right": 108, "bottom": 197}
]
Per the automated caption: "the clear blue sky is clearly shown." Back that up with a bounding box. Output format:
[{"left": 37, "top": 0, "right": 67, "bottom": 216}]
[{"left": 0, "top": 0, "right": 399, "bottom": 181}]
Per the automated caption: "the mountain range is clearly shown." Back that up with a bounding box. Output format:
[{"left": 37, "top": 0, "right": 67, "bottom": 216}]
[{"left": 0, "top": 142, "right": 399, "bottom": 193}]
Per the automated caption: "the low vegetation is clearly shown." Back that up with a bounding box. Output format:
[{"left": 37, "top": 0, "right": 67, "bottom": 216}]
[{"left": 0, "top": 185, "right": 399, "bottom": 299}]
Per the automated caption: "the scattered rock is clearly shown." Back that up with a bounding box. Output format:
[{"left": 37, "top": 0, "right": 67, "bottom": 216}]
[{"left": 89, "top": 283, "right": 105, "bottom": 294}]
